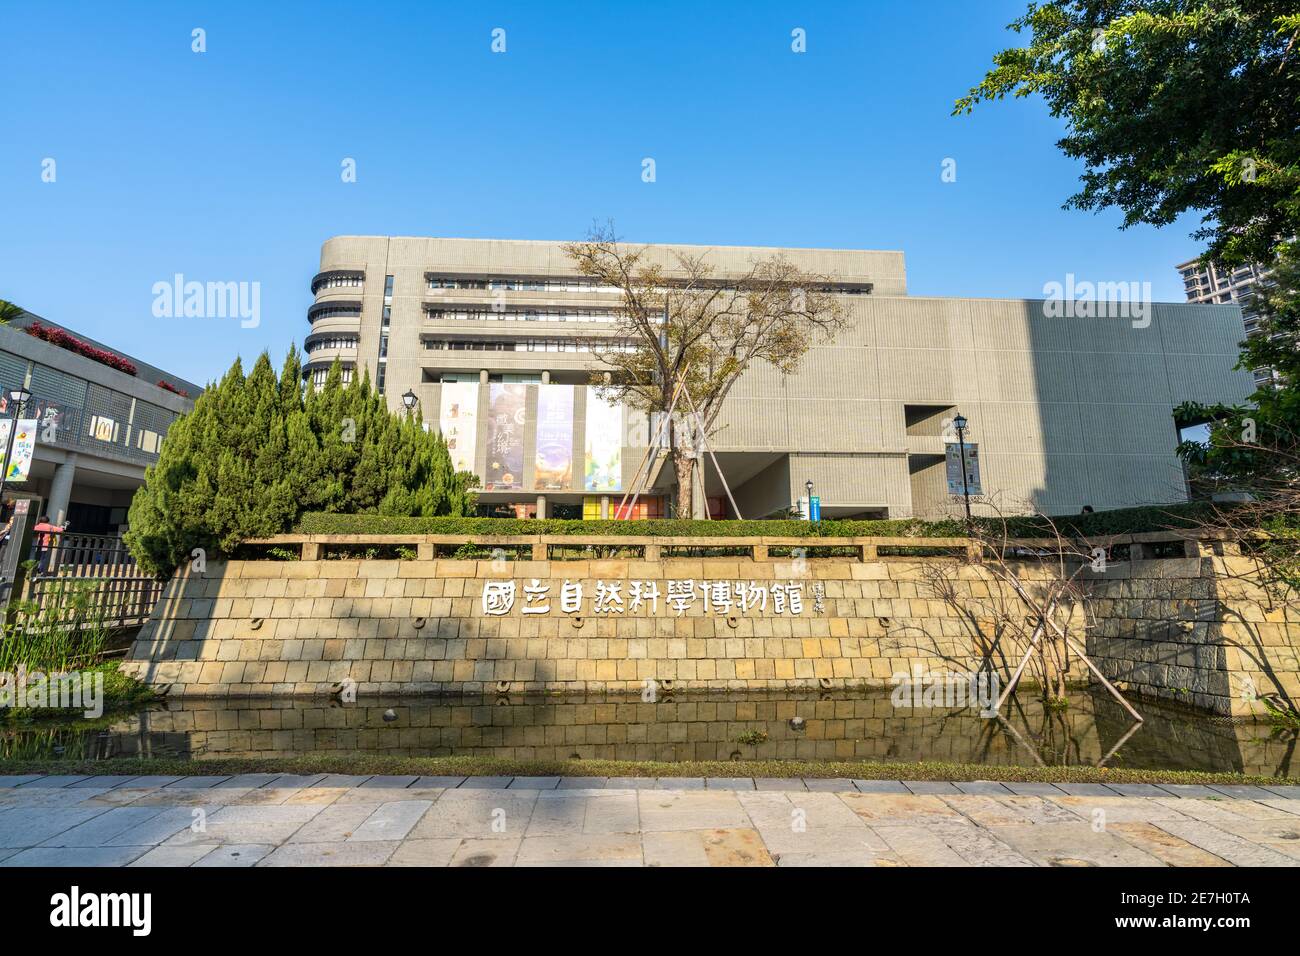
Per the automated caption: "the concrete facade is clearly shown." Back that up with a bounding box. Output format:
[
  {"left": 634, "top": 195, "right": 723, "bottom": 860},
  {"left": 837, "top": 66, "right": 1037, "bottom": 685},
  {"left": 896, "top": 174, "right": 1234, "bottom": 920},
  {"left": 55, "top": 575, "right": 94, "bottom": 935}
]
[
  {"left": 0, "top": 313, "right": 198, "bottom": 531},
  {"left": 304, "top": 236, "right": 1255, "bottom": 519}
]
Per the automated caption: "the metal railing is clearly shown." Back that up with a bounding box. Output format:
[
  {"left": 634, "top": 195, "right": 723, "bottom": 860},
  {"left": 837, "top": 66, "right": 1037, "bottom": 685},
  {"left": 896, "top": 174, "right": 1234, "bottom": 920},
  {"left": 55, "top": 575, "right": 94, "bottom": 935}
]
[{"left": 25, "top": 531, "right": 163, "bottom": 628}]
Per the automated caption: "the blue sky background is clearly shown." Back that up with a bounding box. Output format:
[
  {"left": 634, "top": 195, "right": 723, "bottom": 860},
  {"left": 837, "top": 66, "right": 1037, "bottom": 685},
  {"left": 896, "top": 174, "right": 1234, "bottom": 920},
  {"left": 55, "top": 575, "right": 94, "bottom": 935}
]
[{"left": 1, "top": 0, "right": 1212, "bottom": 387}]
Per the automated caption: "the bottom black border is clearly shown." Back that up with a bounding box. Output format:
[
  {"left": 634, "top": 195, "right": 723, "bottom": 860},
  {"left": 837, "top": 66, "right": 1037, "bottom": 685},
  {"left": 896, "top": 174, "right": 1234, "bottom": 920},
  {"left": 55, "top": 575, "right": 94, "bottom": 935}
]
[{"left": 0, "top": 866, "right": 1278, "bottom": 941}]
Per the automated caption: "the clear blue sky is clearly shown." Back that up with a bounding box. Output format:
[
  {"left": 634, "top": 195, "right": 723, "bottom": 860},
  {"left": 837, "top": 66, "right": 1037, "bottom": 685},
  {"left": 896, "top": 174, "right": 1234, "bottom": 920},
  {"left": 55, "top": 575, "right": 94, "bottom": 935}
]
[{"left": 1, "top": 0, "right": 1210, "bottom": 387}]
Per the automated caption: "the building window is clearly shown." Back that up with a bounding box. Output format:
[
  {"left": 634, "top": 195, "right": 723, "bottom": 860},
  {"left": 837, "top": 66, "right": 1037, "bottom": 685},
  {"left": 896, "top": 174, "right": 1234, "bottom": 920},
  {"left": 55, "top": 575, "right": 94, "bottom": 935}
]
[
  {"left": 306, "top": 336, "right": 359, "bottom": 353},
  {"left": 311, "top": 272, "right": 364, "bottom": 293}
]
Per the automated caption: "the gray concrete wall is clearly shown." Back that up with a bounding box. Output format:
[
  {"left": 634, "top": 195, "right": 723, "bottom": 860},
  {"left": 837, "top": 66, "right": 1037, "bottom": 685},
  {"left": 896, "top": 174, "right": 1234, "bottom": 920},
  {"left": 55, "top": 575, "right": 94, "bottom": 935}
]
[{"left": 304, "top": 236, "right": 1255, "bottom": 518}]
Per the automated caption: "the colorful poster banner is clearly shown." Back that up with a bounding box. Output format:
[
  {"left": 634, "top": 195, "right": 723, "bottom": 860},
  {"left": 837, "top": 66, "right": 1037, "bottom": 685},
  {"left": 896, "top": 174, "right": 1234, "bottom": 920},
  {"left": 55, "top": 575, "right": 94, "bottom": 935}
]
[
  {"left": 0, "top": 419, "right": 38, "bottom": 482},
  {"left": 534, "top": 385, "right": 574, "bottom": 491},
  {"left": 584, "top": 387, "right": 622, "bottom": 492},
  {"left": 486, "top": 383, "right": 526, "bottom": 490},
  {"left": 437, "top": 383, "right": 478, "bottom": 475}
]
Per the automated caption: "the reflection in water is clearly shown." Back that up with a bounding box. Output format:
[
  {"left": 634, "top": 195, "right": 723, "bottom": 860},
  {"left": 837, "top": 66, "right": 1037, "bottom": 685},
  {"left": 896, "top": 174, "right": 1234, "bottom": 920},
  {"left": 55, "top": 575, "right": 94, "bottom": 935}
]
[{"left": 3, "top": 689, "right": 1295, "bottom": 777}]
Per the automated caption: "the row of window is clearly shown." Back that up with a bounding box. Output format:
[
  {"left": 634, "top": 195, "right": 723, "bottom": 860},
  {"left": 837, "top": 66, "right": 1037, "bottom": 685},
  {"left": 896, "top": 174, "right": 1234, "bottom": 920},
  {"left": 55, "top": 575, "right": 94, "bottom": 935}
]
[
  {"left": 306, "top": 336, "right": 359, "bottom": 353},
  {"left": 427, "top": 276, "right": 621, "bottom": 293},
  {"left": 425, "top": 308, "right": 618, "bottom": 324},
  {"left": 312, "top": 273, "right": 364, "bottom": 293},
  {"left": 308, "top": 367, "right": 355, "bottom": 387},
  {"left": 423, "top": 338, "right": 635, "bottom": 353}
]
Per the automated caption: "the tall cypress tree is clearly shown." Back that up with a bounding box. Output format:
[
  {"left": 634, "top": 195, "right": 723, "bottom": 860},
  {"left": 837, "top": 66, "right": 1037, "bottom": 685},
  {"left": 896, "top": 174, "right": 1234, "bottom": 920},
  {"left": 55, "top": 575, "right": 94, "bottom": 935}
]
[{"left": 127, "top": 350, "right": 477, "bottom": 575}]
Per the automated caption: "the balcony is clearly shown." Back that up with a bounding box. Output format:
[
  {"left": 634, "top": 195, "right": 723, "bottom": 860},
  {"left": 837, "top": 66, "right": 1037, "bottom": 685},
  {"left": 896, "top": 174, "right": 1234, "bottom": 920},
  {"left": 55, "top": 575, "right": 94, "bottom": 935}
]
[{"left": 310, "top": 270, "right": 365, "bottom": 295}]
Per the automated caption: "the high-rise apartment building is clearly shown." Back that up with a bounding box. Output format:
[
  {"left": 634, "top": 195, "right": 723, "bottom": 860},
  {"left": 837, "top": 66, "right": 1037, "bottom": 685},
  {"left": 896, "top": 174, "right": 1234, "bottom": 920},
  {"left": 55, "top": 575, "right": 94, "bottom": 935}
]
[
  {"left": 1176, "top": 257, "right": 1273, "bottom": 388},
  {"left": 304, "top": 236, "right": 1254, "bottom": 520}
]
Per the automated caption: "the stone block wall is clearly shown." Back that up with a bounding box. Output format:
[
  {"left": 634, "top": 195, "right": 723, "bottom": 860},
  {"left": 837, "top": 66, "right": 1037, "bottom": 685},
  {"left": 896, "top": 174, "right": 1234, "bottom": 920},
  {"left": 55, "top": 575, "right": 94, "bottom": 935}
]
[{"left": 120, "top": 551, "right": 1299, "bottom": 716}]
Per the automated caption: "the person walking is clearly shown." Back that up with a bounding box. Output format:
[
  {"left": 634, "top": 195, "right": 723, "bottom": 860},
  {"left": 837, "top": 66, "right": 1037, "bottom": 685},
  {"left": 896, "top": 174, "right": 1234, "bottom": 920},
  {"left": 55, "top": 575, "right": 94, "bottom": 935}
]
[{"left": 32, "top": 514, "right": 64, "bottom": 574}]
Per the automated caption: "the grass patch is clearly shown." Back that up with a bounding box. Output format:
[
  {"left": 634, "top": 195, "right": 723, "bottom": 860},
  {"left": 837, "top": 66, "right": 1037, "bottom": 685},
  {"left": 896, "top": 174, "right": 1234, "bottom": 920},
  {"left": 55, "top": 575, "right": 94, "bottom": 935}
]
[
  {"left": 1, "top": 662, "right": 159, "bottom": 723},
  {"left": 1, "top": 754, "right": 1295, "bottom": 787}
]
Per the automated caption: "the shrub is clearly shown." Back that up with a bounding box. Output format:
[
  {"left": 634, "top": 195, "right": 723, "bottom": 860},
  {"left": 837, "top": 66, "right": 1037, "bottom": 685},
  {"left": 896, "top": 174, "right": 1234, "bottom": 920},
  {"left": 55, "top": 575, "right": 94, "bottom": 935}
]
[
  {"left": 295, "top": 501, "right": 1218, "bottom": 539},
  {"left": 125, "top": 350, "right": 477, "bottom": 575}
]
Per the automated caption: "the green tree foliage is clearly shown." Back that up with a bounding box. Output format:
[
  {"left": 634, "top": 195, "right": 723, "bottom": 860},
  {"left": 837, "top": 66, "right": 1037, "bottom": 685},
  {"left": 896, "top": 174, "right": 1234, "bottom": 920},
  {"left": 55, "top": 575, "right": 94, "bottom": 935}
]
[
  {"left": 959, "top": 1, "right": 1300, "bottom": 600},
  {"left": 955, "top": 1, "right": 1300, "bottom": 269},
  {"left": 126, "top": 349, "right": 477, "bottom": 575}
]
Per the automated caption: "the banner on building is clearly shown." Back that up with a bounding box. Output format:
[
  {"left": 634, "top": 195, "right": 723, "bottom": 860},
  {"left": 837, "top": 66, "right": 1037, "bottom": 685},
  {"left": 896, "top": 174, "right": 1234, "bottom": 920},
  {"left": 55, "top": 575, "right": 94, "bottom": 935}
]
[
  {"left": 534, "top": 385, "right": 574, "bottom": 491},
  {"left": 486, "top": 383, "right": 526, "bottom": 490},
  {"left": 945, "top": 441, "right": 982, "bottom": 496},
  {"left": 438, "top": 383, "right": 478, "bottom": 475},
  {"left": 584, "top": 387, "right": 622, "bottom": 492},
  {"left": 0, "top": 419, "right": 38, "bottom": 482}
]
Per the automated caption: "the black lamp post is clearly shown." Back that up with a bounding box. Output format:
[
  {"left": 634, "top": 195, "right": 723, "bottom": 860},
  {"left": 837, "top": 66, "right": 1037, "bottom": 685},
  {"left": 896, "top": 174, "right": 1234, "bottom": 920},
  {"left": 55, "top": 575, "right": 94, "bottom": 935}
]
[
  {"left": 401, "top": 389, "right": 419, "bottom": 416},
  {"left": 0, "top": 387, "right": 32, "bottom": 508},
  {"left": 953, "top": 413, "right": 972, "bottom": 522},
  {"left": 805, "top": 479, "right": 815, "bottom": 520}
]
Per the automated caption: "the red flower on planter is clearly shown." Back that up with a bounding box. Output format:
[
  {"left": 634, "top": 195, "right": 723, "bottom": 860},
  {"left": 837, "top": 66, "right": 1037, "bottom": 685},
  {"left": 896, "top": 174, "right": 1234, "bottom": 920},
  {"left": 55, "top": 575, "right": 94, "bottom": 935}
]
[
  {"left": 156, "top": 380, "right": 190, "bottom": 398},
  {"left": 24, "top": 322, "right": 138, "bottom": 376}
]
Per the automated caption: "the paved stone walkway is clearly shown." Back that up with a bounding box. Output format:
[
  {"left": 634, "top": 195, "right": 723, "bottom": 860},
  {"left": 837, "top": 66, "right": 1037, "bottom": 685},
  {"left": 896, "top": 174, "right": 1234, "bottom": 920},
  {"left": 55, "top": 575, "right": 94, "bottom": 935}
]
[{"left": 2, "top": 774, "right": 1298, "bottom": 867}]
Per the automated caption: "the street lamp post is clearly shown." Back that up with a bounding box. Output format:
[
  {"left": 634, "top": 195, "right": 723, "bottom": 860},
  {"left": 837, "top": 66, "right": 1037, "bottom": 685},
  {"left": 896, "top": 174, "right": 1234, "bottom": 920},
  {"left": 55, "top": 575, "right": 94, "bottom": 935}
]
[
  {"left": 953, "top": 413, "right": 972, "bottom": 522},
  {"left": 0, "top": 387, "right": 32, "bottom": 508},
  {"left": 401, "top": 389, "right": 419, "bottom": 417},
  {"left": 805, "top": 479, "right": 815, "bottom": 521}
]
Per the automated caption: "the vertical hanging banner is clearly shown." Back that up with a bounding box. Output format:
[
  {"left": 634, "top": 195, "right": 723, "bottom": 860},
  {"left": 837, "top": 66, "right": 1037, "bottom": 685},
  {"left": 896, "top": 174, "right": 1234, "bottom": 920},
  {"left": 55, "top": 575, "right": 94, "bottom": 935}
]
[
  {"left": 0, "top": 419, "right": 38, "bottom": 482},
  {"left": 584, "top": 386, "right": 622, "bottom": 492},
  {"left": 945, "top": 441, "right": 982, "bottom": 496},
  {"left": 486, "top": 383, "right": 526, "bottom": 490},
  {"left": 438, "top": 383, "right": 478, "bottom": 475},
  {"left": 534, "top": 385, "right": 574, "bottom": 491}
]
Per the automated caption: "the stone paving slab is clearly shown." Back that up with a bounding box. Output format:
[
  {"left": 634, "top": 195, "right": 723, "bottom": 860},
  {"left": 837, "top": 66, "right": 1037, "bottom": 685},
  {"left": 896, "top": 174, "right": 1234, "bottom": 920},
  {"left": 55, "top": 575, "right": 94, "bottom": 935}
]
[
  {"left": 69, "top": 776, "right": 139, "bottom": 789},
  {"left": 1208, "top": 785, "right": 1279, "bottom": 800},
  {"left": 0, "top": 776, "right": 41, "bottom": 788},
  {"left": 413, "top": 776, "right": 465, "bottom": 789},
  {"left": 902, "top": 781, "right": 960, "bottom": 795},
  {"left": 1004, "top": 782, "right": 1067, "bottom": 796},
  {"left": 1, "top": 775, "right": 1297, "bottom": 867},
  {"left": 953, "top": 782, "right": 1012, "bottom": 796},
  {"left": 852, "top": 780, "right": 909, "bottom": 794},
  {"left": 358, "top": 775, "right": 419, "bottom": 789},
  {"left": 803, "top": 778, "right": 857, "bottom": 792},
  {"left": 217, "top": 774, "right": 283, "bottom": 789},
  {"left": 1104, "top": 784, "right": 1169, "bottom": 798},
  {"left": 167, "top": 776, "right": 230, "bottom": 790},
  {"left": 18, "top": 775, "right": 90, "bottom": 789},
  {"left": 1054, "top": 783, "right": 1118, "bottom": 797},
  {"left": 1155, "top": 784, "right": 1222, "bottom": 799}
]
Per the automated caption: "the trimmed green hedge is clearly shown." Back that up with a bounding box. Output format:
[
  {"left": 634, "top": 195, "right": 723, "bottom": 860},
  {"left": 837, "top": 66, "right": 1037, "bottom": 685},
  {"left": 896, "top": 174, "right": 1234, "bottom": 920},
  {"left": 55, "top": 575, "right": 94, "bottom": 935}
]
[{"left": 296, "top": 501, "right": 1218, "bottom": 539}]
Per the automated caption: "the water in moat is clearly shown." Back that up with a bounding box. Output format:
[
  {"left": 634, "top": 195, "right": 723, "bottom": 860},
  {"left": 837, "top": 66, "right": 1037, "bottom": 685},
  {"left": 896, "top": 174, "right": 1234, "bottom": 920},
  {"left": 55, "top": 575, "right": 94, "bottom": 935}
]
[{"left": 3, "top": 688, "right": 1295, "bottom": 776}]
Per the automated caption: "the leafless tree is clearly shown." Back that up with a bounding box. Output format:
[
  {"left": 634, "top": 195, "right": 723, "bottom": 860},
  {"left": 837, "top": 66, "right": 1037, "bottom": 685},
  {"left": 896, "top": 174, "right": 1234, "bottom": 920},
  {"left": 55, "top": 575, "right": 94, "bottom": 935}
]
[
  {"left": 563, "top": 223, "right": 846, "bottom": 517},
  {"left": 918, "top": 502, "right": 1138, "bottom": 718}
]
